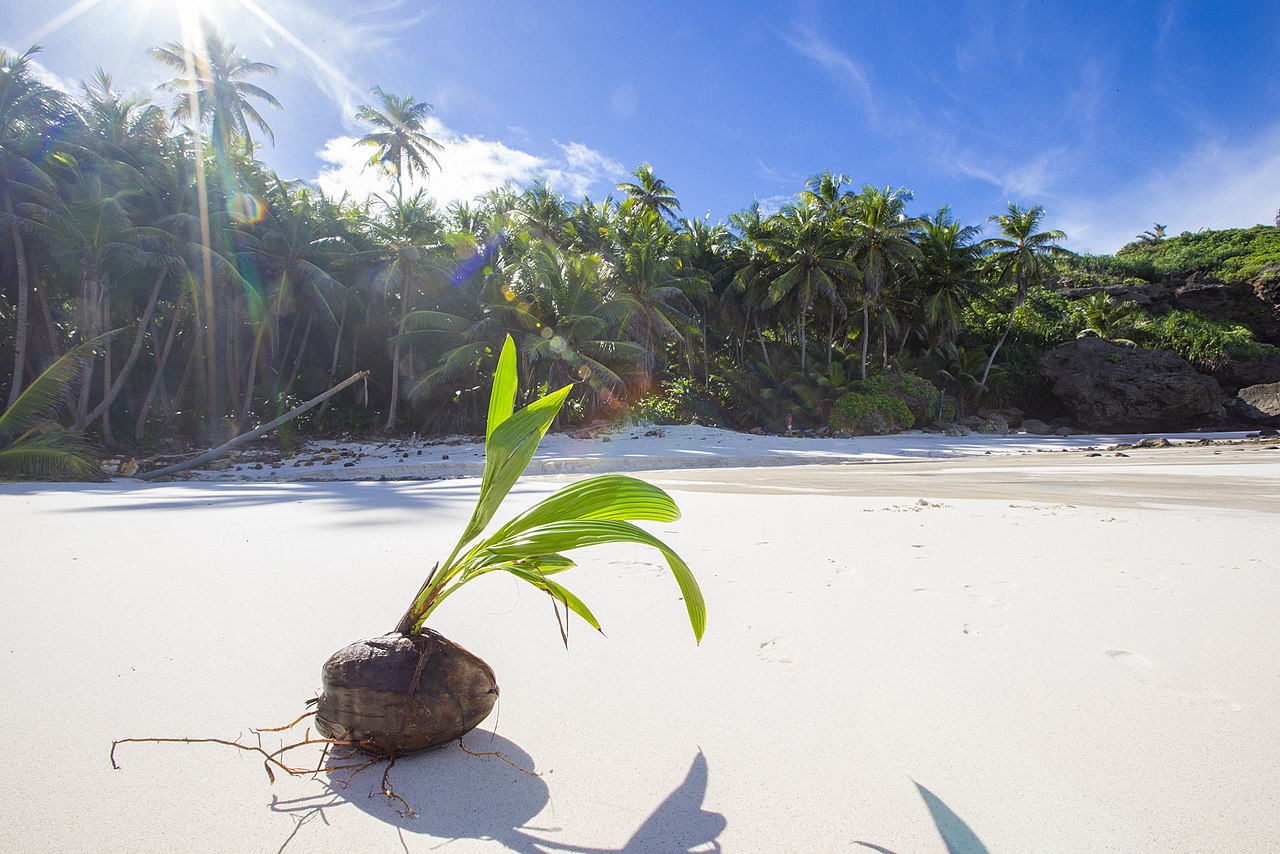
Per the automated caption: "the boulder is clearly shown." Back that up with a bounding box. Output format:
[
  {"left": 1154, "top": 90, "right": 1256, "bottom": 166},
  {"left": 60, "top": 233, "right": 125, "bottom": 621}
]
[
  {"left": 943, "top": 423, "right": 971, "bottom": 437},
  {"left": 1022, "top": 418, "right": 1054, "bottom": 435},
  {"left": 1040, "top": 338, "right": 1225, "bottom": 431},
  {"left": 1228, "top": 382, "right": 1280, "bottom": 426},
  {"left": 1213, "top": 353, "right": 1280, "bottom": 394}
]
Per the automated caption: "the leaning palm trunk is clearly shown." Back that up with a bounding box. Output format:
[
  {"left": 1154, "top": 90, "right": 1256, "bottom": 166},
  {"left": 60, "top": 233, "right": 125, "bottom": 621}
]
[
  {"left": 976, "top": 298, "right": 1019, "bottom": 405},
  {"left": 87, "top": 269, "right": 168, "bottom": 431},
  {"left": 135, "top": 292, "right": 186, "bottom": 440}
]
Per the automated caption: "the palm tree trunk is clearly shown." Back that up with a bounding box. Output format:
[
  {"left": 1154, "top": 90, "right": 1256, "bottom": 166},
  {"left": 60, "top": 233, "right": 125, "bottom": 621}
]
[
  {"left": 317, "top": 301, "right": 348, "bottom": 419},
  {"left": 976, "top": 311, "right": 1016, "bottom": 406},
  {"left": 385, "top": 328, "right": 404, "bottom": 430},
  {"left": 87, "top": 268, "right": 167, "bottom": 429},
  {"left": 194, "top": 148, "right": 219, "bottom": 432},
  {"left": 860, "top": 303, "right": 870, "bottom": 380},
  {"left": 282, "top": 314, "right": 312, "bottom": 399},
  {"left": 4, "top": 192, "right": 31, "bottom": 409},
  {"left": 239, "top": 321, "right": 269, "bottom": 427},
  {"left": 75, "top": 269, "right": 101, "bottom": 430},
  {"left": 136, "top": 291, "right": 186, "bottom": 439},
  {"left": 826, "top": 311, "right": 835, "bottom": 371},
  {"left": 100, "top": 289, "right": 115, "bottom": 444},
  {"left": 167, "top": 340, "right": 200, "bottom": 428}
]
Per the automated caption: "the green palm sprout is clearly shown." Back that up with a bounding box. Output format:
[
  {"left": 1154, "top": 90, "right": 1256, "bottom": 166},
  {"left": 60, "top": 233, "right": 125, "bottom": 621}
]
[{"left": 393, "top": 335, "right": 705, "bottom": 643}]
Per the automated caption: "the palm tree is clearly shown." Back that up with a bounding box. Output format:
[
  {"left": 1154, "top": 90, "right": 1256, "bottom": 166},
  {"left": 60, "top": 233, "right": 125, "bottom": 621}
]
[
  {"left": 355, "top": 87, "right": 443, "bottom": 203},
  {"left": 151, "top": 25, "right": 281, "bottom": 431},
  {"left": 606, "top": 210, "right": 698, "bottom": 387},
  {"left": 756, "top": 204, "right": 856, "bottom": 372},
  {"left": 915, "top": 206, "right": 983, "bottom": 355},
  {"left": 360, "top": 191, "right": 445, "bottom": 429},
  {"left": 1072, "top": 292, "right": 1141, "bottom": 343},
  {"left": 1136, "top": 223, "right": 1167, "bottom": 244},
  {"left": 976, "top": 203, "right": 1073, "bottom": 399},
  {"left": 149, "top": 26, "right": 281, "bottom": 155},
  {"left": 0, "top": 46, "right": 72, "bottom": 409},
  {"left": 616, "top": 163, "right": 681, "bottom": 221},
  {"left": 845, "top": 186, "right": 921, "bottom": 379}
]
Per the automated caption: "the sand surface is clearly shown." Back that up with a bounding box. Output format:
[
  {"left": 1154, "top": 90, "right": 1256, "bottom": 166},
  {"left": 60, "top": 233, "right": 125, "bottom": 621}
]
[{"left": 2, "top": 434, "right": 1278, "bottom": 852}]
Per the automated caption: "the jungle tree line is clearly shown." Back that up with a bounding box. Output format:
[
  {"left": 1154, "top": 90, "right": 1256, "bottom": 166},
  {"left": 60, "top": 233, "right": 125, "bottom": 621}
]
[{"left": 0, "top": 30, "right": 1073, "bottom": 447}]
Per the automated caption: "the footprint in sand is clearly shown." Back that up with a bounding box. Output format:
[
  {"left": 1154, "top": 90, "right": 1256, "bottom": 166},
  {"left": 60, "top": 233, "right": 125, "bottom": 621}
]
[
  {"left": 962, "top": 622, "right": 1008, "bottom": 637},
  {"left": 757, "top": 637, "right": 797, "bottom": 664},
  {"left": 1115, "top": 571, "right": 1181, "bottom": 594},
  {"left": 1106, "top": 650, "right": 1240, "bottom": 711},
  {"left": 608, "top": 559, "right": 665, "bottom": 578},
  {"left": 1106, "top": 649, "right": 1156, "bottom": 670}
]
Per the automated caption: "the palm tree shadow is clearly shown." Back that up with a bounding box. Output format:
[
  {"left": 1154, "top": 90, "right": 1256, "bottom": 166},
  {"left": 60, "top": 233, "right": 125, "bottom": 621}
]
[
  {"left": 522, "top": 750, "right": 725, "bottom": 853},
  {"left": 269, "top": 737, "right": 724, "bottom": 854},
  {"left": 270, "top": 732, "right": 551, "bottom": 853}
]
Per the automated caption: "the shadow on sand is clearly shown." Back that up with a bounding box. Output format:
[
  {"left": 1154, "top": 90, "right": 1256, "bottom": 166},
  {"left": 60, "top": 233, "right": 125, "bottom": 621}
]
[
  {"left": 269, "top": 734, "right": 724, "bottom": 853},
  {"left": 855, "top": 780, "right": 989, "bottom": 854}
]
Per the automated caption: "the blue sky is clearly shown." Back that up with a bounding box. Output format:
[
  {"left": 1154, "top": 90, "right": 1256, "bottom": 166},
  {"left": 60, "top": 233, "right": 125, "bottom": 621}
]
[{"left": 5, "top": 0, "right": 1279, "bottom": 253}]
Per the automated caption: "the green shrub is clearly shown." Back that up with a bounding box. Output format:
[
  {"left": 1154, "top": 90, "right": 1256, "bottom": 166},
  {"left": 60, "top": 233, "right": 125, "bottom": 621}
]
[
  {"left": 829, "top": 391, "right": 914, "bottom": 435},
  {"left": 1132, "top": 309, "right": 1279, "bottom": 369},
  {"left": 850, "top": 373, "right": 939, "bottom": 426}
]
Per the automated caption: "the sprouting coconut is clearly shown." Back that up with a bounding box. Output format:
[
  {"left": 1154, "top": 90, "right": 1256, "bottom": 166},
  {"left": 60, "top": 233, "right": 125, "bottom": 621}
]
[
  {"left": 312, "top": 334, "right": 705, "bottom": 756},
  {"left": 111, "top": 335, "right": 703, "bottom": 789}
]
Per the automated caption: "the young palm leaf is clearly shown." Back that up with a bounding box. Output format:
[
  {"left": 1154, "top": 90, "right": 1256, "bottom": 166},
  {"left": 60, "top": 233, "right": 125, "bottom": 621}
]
[{"left": 394, "top": 334, "right": 705, "bottom": 642}]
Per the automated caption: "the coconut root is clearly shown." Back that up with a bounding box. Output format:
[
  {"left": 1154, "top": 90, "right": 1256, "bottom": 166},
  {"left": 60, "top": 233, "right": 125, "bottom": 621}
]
[{"left": 109, "top": 709, "right": 534, "bottom": 817}]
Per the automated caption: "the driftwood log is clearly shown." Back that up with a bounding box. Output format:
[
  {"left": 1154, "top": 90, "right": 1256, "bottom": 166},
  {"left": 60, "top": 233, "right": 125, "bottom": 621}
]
[
  {"left": 315, "top": 630, "right": 499, "bottom": 756},
  {"left": 136, "top": 370, "right": 369, "bottom": 480}
]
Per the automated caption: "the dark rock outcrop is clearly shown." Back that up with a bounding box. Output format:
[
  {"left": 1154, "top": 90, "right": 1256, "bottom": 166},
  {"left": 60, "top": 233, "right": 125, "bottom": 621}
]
[
  {"left": 1040, "top": 338, "right": 1225, "bottom": 431},
  {"left": 1021, "top": 418, "right": 1053, "bottom": 435},
  {"left": 1228, "top": 382, "right": 1280, "bottom": 426},
  {"left": 1212, "top": 352, "right": 1280, "bottom": 394}
]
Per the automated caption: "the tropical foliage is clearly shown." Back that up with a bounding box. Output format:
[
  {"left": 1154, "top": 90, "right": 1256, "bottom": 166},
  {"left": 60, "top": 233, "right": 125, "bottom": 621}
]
[{"left": 2, "top": 30, "right": 1276, "bottom": 479}]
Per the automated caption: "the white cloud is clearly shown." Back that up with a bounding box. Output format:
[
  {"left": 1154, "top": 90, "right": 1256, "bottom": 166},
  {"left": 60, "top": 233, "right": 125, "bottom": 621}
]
[
  {"left": 781, "top": 24, "right": 876, "bottom": 125},
  {"left": 0, "top": 45, "right": 75, "bottom": 94},
  {"left": 950, "top": 146, "right": 1070, "bottom": 200},
  {"left": 1055, "top": 125, "right": 1280, "bottom": 254},
  {"left": 313, "top": 119, "right": 625, "bottom": 208}
]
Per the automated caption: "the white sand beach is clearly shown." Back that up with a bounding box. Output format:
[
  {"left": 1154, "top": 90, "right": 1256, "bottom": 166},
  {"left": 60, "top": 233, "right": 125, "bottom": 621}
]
[{"left": 2, "top": 430, "right": 1278, "bottom": 852}]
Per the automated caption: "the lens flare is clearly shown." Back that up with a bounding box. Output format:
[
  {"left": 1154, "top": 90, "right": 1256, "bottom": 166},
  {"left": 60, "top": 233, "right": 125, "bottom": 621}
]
[{"left": 227, "top": 191, "right": 265, "bottom": 223}]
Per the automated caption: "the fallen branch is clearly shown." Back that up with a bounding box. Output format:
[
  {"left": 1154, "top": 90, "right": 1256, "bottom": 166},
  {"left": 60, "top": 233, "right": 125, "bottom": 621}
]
[{"left": 136, "top": 370, "right": 369, "bottom": 480}]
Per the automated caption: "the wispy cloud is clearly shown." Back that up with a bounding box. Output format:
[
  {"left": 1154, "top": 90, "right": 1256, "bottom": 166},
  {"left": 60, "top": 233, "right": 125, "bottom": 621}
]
[
  {"left": 314, "top": 120, "right": 624, "bottom": 207},
  {"left": 781, "top": 23, "right": 877, "bottom": 125},
  {"left": 947, "top": 146, "right": 1071, "bottom": 200},
  {"left": 1056, "top": 123, "right": 1280, "bottom": 253}
]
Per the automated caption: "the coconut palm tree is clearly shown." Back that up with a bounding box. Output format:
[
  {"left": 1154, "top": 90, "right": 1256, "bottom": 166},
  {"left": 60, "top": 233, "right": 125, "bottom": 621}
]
[
  {"left": 0, "top": 46, "right": 72, "bottom": 409},
  {"left": 360, "top": 191, "right": 446, "bottom": 429},
  {"left": 915, "top": 206, "right": 983, "bottom": 355},
  {"left": 149, "top": 26, "right": 281, "bottom": 155},
  {"left": 756, "top": 204, "right": 856, "bottom": 372},
  {"left": 976, "top": 203, "right": 1073, "bottom": 399},
  {"left": 616, "top": 163, "right": 681, "bottom": 221},
  {"left": 151, "top": 25, "right": 281, "bottom": 431},
  {"left": 355, "top": 87, "right": 443, "bottom": 203},
  {"left": 845, "top": 186, "right": 921, "bottom": 378}
]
